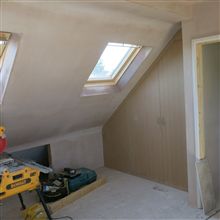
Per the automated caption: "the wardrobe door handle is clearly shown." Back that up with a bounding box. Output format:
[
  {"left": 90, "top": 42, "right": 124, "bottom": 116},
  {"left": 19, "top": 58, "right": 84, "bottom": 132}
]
[
  {"left": 157, "top": 117, "right": 161, "bottom": 125},
  {"left": 161, "top": 117, "right": 166, "bottom": 126},
  {"left": 157, "top": 117, "right": 166, "bottom": 126}
]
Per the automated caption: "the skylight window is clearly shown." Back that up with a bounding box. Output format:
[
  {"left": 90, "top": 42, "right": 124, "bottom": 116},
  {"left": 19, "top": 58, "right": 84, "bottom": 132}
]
[
  {"left": 87, "top": 42, "right": 141, "bottom": 84},
  {"left": 0, "top": 32, "right": 11, "bottom": 59},
  {"left": 0, "top": 32, "right": 18, "bottom": 104}
]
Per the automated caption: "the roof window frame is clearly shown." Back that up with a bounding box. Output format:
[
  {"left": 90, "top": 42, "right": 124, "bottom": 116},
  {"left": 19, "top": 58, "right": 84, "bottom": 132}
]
[
  {"left": 86, "top": 43, "right": 142, "bottom": 86},
  {"left": 81, "top": 45, "right": 152, "bottom": 97}
]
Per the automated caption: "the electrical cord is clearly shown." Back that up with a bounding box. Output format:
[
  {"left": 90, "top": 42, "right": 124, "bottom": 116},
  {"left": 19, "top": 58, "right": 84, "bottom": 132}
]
[
  {"left": 52, "top": 216, "right": 73, "bottom": 220},
  {"left": 205, "top": 209, "right": 220, "bottom": 220}
]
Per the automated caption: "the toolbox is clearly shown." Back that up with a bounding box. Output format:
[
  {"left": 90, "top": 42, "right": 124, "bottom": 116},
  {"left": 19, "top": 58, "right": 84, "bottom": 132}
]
[{"left": 67, "top": 168, "right": 97, "bottom": 192}]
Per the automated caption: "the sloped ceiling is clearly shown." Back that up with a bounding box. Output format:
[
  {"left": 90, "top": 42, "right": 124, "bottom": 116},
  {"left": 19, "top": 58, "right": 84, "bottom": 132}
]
[{"left": 0, "top": 1, "right": 193, "bottom": 147}]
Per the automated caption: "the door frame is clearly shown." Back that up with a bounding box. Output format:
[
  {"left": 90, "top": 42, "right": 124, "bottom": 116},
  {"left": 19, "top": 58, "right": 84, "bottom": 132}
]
[{"left": 192, "top": 34, "right": 220, "bottom": 207}]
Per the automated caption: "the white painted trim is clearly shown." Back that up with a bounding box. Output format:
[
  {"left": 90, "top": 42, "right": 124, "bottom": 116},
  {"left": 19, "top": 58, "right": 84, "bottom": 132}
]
[
  {"left": 193, "top": 35, "right": 220, "bottom": 46},
  {"left": 192, "top": 40, "right": 200, "bottom": 160},
  {"left": 6, "top": 126, "right": 102, "bottom": 153},
  {"left": 191, "top": 34, "right": 220, "bottom": 208}
]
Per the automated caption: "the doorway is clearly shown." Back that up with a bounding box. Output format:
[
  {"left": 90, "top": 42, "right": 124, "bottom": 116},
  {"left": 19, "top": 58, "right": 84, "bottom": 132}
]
[{"left": 192, "top": 35, "right": 220, "bottom": 207}]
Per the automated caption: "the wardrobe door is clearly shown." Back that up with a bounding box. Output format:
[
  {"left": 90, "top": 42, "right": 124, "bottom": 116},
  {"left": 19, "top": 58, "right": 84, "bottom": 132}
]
[
  {"left": 103, "top": 64, "right": 163, "bottom": 180},
  {"left": 127, "top": 64, "right": 164, "bottom": 182},
  {"left": 158, "top": 36, "right": 188, "bottom": 190},
  {"left": 142, "top": 66, "right": 165, "bottom": 183}
]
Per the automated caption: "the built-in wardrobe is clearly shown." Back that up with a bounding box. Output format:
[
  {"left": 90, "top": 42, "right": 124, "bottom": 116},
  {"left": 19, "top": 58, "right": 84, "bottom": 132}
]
[{"left": 103, "top": 31, "right": 188, "bottom": 191}]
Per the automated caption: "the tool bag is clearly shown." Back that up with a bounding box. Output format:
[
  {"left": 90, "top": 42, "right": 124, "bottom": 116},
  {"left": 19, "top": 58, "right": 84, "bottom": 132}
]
[
  {"left": 41, "top": 168, "right": 97, "bottom": 203},
  {"left": 41, "top": 175, "right": 69, "bottom": 203},
  {"left": 65, "top": 168, "right": 97, "bottom": 193}
]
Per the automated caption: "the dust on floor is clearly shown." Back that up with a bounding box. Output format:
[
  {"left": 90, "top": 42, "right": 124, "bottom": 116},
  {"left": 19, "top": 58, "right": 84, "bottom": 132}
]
[{"left": 0, "top": 167, "right": 216, "bottom": 219}]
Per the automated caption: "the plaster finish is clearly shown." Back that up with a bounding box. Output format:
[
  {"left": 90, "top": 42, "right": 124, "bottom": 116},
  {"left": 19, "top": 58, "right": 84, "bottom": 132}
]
[
  {"left": 7, "top": 126, "right": 104, "bottom": 171},
  {"left": 182, "top": 1, "right": 220, "bottom": 207},
  {"left": 218, "top": 43, "right": 220, "bottom": 209},
  {"left": 50, "top": 127, "right": 104, "bottom": 171},
  {"left": 202, "top": 43, "right": 220, "bottom": 204},
  {"left": 0, "top": 2, "right": 186, "bottom": 147}
]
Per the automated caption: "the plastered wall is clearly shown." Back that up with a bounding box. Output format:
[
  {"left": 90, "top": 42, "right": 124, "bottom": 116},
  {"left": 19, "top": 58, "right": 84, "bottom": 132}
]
[
  {"left": 2, "top": 2, "right": 179, "bottom": 148},
  {"left": 218, "top": 58, "right": 220, "bottom": 207},
  {"left": 50, "top": 127, "right": 104, "bottom": 171},
  {"left": 182, "top": 2, "right": 220, "bottom": 206},
  {"left": 7, "top": 127, "right": 104, "bottom": 172},
  {"left": 202, "top": 43, "right": 220, "bottom": 204}
]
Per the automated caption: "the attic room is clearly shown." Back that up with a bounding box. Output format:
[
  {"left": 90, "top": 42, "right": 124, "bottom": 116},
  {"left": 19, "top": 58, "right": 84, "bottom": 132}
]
[{"left": 0, "top": 1, "right": 219, "bottom": 220}]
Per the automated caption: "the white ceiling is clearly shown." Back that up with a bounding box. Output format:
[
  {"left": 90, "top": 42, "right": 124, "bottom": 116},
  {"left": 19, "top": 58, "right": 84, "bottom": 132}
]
[{"left": 0, "top": 1, "right": 194, "bottom": 147}]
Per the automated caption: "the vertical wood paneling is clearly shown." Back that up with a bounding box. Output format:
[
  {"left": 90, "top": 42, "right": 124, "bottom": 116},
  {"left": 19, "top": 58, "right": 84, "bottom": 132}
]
[
  {"left": 103, "top": 31, "right": 188, "bottom": 191},
  {"left": 158, "top": 38, "right": 187, "bottom": 190}
]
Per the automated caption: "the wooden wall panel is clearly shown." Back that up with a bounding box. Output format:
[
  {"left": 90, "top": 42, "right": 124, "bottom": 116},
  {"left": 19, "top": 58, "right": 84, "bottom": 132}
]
[
  {"left": 127, "top": 66, "right": 163, "bottom": 182},
  {"left": 158, "top": 38, "right": 187, "bottom": 190},
  {"left": 103, "top": 31, "right": 188, "bottom": 191}
]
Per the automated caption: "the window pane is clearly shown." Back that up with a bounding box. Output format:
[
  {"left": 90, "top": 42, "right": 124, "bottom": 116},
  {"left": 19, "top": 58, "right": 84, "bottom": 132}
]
[
  {"left": 0, "top": 32, "right": 11, "bottom": 59},
  {"left": 88, "top": 42, "right": 139, "bottom": 81},
  {"left": 0, "top": 42, "right": 6, "bottom": 59}
]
